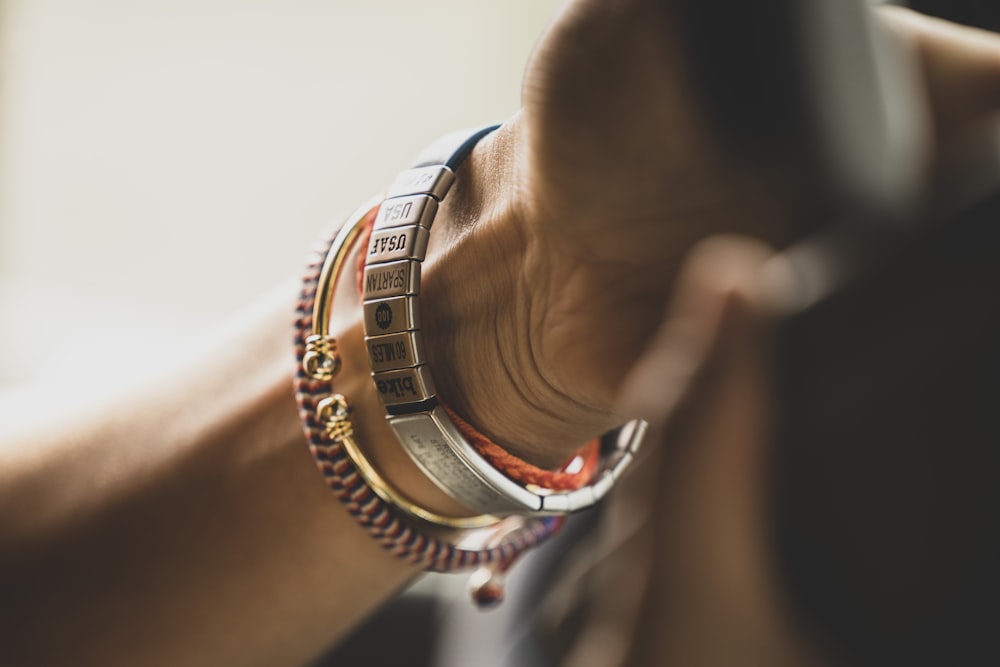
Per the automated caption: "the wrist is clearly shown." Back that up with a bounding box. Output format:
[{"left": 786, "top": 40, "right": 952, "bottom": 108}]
[{"left": 419, "top": 120, "right": 632, "bottom": 469}]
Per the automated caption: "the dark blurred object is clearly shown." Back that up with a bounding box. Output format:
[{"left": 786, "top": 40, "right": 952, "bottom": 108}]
[
  {"left": 672, "top": 0, "right": 1000, "bottom": 663},
  {"left": 774, "top": 185, "right": 1000, "bottom": 665},
  {"left": 673, "top": 0, "right": 927, "bottom": 231},
  {"left": 311, "top": 591, "right": 438, "bottom": 667},
  {"left": 911, "top": 0, "right": 1000, "bottom": 32}
]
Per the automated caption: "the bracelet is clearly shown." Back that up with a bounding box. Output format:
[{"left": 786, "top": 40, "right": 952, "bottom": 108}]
[
  {"left": 295, "top": 124, "right": 646, "bottom": 605},
  {"left": 353, "top": 215, "right": 604, "bottom": 492},
  {"left": 360, "top": 125, "right": 647, "bottom": 516},
  {"left": 294, "top": 196, "right": 562, "bottom": 606}
]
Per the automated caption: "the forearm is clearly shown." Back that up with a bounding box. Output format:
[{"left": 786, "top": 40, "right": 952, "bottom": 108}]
[
  {"left": 0, "top": 118, "right": 632, "bottom": 666},
  {"left": 0, "top": 284, "right": 421, "bottom": 666}
]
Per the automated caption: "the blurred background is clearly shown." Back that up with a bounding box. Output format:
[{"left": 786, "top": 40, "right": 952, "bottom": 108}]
[{"left": 0, "top": 0, "right": 560, "bottom": 389}]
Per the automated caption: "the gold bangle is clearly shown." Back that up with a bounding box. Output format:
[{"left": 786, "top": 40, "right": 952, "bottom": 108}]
[
  {"left": 316, "top": 393, "right": 499, "bottom": 530},
  {"left": 306, "top": 197, "right": 499, "bottom": 531}
]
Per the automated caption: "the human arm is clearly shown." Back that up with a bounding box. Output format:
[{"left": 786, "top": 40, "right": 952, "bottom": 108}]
[
  {"left": 0, "top": 285, "right": 436, "bottom": 665},
  {"left": 3, "top": 3, "right": 1000, "bottom": 667}
]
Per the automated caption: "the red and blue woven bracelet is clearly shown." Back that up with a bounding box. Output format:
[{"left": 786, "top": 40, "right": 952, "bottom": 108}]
[{"left": 293, "top": 201, "right": 579, "bottom": 605}]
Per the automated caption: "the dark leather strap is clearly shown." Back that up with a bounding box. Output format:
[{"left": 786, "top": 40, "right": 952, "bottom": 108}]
[{"left": 412, "top": 124, "right": 501, "bottom": 169}]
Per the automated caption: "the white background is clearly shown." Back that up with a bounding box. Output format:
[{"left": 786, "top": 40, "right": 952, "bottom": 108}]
[{"left": 0, "top": 0, "right": 561, "bottom": 388}]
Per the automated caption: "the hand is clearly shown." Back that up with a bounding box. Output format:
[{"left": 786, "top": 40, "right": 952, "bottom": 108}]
[
  {"left": 421, "top": 0, "right": 789, "bottom": 467},
  {"left": 420, "top": 2, "right": 1000, "bottom": 470},
  {"left": 520, "top": 8, "right": 1000, "bottom": 666}
]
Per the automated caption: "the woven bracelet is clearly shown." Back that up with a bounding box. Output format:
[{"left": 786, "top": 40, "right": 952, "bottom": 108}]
[
  {"left": 293, "top": 198, "right": 562, "bottom": 606},
  {"left": 295, "top": 125, "right": 645, "bottom": 605}
]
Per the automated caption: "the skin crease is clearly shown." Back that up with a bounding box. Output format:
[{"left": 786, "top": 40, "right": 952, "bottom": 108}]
[{"left": 1, "top": 3, "right": 1000, "bottom": 665}]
